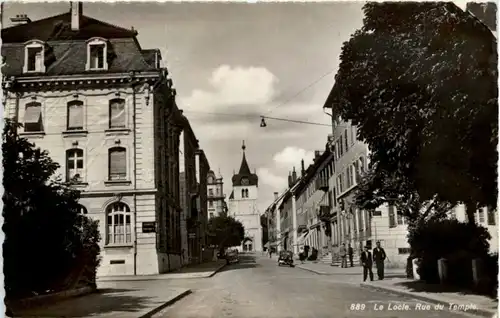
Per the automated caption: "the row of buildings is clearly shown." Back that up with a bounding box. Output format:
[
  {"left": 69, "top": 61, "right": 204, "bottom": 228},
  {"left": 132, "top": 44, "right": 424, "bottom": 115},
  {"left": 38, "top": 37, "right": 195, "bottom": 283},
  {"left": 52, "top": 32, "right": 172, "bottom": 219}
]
[
  {"left": 264, "top": 2, "right": 498, "bottom": 267},
  {"left": 2, "top": 2, "right": 227, "bottom": 277}
]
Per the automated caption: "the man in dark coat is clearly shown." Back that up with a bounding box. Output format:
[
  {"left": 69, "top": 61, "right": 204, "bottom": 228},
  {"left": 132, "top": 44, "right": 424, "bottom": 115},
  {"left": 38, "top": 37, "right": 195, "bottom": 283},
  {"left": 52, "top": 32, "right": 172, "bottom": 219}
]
[
  {"left": 360, "top": 246, "right": 374, "bottom": 282},
  {"left": 372, "top": 241, "right": 387, "bottom": 280},
  {"left": 348, "top": 244, "right": 354, "bottom": 267}
]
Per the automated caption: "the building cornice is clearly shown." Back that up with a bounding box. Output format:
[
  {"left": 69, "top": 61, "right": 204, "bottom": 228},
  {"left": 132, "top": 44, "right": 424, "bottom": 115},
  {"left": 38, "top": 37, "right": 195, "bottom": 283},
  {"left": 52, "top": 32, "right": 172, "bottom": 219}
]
[{"left": 80, "top": 188, "right": 158, "bottom": 198}]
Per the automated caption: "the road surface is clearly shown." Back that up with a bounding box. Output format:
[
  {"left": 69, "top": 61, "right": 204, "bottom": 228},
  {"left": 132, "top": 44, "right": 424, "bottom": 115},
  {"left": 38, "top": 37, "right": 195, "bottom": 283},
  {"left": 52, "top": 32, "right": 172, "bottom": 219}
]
[{"left": 152, "top": 254, "right": 476, "bottom": 318}]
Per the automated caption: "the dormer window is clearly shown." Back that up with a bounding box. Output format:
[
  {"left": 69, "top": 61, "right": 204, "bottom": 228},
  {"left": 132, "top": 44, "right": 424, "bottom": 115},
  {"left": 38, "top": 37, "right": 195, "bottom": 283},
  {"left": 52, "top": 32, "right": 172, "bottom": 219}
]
[
  {"left": 86, "top": 38, "right": 109, "bottom": 71},
  {"left": 23, "top": 40, "right": 46, "bottom": 73}
]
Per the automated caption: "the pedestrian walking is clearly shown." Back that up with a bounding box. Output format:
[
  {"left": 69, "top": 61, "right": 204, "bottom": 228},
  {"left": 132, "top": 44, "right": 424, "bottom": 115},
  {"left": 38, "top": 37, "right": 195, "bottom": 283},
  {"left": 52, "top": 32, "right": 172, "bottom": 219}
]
[
  {"left": 360, "top": 246, "right": 374, "bottom": 282},
  {"left": 373, "top": 241, "right": 387, "bottom": 280},
  {"left": 348, "top": 244, "right": 354, "bottom": 267},
  {"left": 339, "top": 243, "right": 347, "bottom": 268}
]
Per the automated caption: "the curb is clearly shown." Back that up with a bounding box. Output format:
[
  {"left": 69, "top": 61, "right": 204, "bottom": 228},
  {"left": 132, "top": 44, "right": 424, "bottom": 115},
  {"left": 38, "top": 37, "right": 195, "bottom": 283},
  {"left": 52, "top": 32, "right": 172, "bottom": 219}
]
[
  {"left": 296, "top": 265, "right": 329, "bottom": 275},
  {"left": 360, "top": 283, "right": 496, "bottom": 318},
  {"left": 208, "top": 263, "right": 227, "bottom": 278},
  {"left": 139, "top": 289, "right": 192, "bottom": 318}
]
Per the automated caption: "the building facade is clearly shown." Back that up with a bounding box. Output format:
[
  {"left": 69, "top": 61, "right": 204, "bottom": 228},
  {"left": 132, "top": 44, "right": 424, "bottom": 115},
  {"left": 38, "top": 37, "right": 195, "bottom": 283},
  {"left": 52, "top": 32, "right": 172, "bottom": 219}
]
[
  {"left": 228, "top": 142, "right": 262, "bottom": 252},
  {"left": 207, "top": 170, "right": 226, "bottom": 219},
  {"left": 1, "top": 3, "right": 188, "bottom": 276}
]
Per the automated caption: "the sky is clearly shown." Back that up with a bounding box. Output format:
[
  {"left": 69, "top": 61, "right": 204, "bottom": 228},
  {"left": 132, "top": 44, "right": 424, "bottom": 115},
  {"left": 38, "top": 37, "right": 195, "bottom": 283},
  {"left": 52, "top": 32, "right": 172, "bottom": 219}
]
[{"left": 1, "top": 1, "right": 469, "bottom": 214}]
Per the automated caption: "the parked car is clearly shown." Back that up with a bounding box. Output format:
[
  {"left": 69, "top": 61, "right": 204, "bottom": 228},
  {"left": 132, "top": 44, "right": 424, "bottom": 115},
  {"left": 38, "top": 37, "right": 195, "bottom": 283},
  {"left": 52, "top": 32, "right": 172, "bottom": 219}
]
[{"left": 226, "top": 249, "right": 239, "bottom": 265}]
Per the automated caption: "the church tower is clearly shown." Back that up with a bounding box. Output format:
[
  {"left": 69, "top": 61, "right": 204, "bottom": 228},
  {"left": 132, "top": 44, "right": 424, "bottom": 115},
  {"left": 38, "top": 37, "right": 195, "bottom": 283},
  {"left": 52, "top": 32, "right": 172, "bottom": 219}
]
[{"left": 228, "top": 141, "right": 262, "bottom": 252}]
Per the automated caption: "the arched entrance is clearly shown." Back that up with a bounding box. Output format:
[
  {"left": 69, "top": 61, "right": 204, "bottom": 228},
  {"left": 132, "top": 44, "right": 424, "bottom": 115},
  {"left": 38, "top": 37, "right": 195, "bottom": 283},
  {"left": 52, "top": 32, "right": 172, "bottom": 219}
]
[{"left": 242, "top": 237, "right": 253, "bottom": 252}]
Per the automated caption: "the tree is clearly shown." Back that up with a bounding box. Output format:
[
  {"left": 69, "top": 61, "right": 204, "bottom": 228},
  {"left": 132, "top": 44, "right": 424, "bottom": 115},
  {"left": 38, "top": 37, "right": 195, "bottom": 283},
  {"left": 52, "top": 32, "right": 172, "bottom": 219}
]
[
  {"left": 2, "top": 120, "right": 101, "bottom": 298},
  {"left": 329, "top": 2, "right": 497, "bottom": 224},
  {"left": 207, "top": 212, "right": 245, "bottom": 253}
]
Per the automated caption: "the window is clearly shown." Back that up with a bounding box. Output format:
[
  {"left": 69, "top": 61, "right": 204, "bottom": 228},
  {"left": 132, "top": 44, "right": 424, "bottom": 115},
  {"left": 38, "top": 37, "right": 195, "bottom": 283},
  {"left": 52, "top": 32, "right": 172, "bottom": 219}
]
[
  {"left": 79, "top": 205, "right": 88, "bottom": 214},
  {"left": 26, "top": 47, "right": 43, "bottom": 72},
  {"left": 388, "top": 205, "right": 396, "bottom": 228},
  {"left": 478, "top": 208, "right": 485, "bottom": 224},
  {"left": 67, "top": 100, "right": 84, "bottom": 130},
  {"left": 333, "top": 188, "right": 337, "bottom": 207},
  {"left": 66, "top": 149, "right": 84, "bottom": 182},
  {"left": 108, "top": 147, "right": 127, "bottom": 180},
  {"left": 359, "top": 157, "right": 365, "bottom": 172},
  {"left": 89, "top": 44, "right": 105, "bottom": 70},
  {"left": 209, "top": 189, "right": 214, "bottom": 197},
  {"left": 350, "top": 165, "right": 356, "bottom": 186},
  {"left": 358, "top": 209, "right": 363, "bottom": 232},
  {"left": 208, "top": 201, "right": 214, "bottom": 208},
  {"left": 241, "top": 189, "right": 245, "bottom": 198},
  {"left": 346, "top": 168, "right": 351, "bottom": 188},
  {"left": 245, "top": 189, "right": 249, "bottom": 198},
  {"left": 210, "top": 212, "right": 214, "bottom": 218},
  {"left": 109, "top": 99, "right": 126, "bottom": 129},
  {"left": 338, "top": 139, "right": 343, "bottom": 156},
  {"left": 354, "top": 161, "right": 360, "bottom": 183},
  {"left": 106, "top": 202, "right": 131, "bottom": 245},
  {"left": 344, "top": 129, "right": 349, "bottom": 150},
  {"left": 24, "top": 102, "right": 43, "bottom": 132},
  {"left": 487, "top": 208, "right": 496, "bottom": 225},
  {"left": 351, "top": 126, "right": 356, "bottom": 144},
  {"left": 372, "top": 210, "right": 382, "bottom": 217},
  {"left": 397, "top": 210, "right": 404, "bottom": 225}
]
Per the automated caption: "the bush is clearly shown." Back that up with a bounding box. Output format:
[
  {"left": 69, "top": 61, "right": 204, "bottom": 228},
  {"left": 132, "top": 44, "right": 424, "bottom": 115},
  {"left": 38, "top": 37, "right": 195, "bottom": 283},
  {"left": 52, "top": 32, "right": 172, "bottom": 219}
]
[{"left": 408, "top": 219, "right": 491, "bottom": 285}]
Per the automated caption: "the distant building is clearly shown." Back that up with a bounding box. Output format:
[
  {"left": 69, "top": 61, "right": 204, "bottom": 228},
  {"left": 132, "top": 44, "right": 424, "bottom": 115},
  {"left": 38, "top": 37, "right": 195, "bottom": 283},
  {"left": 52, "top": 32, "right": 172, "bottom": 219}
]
[
  {"left": 228, "top": 141, "right": 262, "bottom": 252},
  {"left": 207, "top": 170, "right": 226, "bottom": 219},
  {"left": 1, "top": 2, "right": 185, "bottom": 276}
]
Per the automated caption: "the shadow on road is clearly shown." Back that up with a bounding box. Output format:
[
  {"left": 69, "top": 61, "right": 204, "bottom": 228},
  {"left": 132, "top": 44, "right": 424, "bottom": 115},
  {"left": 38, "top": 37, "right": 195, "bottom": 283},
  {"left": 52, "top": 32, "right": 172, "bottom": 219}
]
[
  {"left": 218, "top": 254, "right": 261, "bottom": 273},
  {"left": 10, "top": 287, "right": 161, "bottom": 317}
]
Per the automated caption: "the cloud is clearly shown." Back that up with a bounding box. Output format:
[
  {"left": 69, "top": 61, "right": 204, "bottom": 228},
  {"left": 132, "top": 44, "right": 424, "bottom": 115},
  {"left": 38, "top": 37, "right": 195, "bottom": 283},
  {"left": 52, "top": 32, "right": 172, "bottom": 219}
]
[
  {"left": 181, "top": 65, "right": 278, "bottom": 111},
  {"left": 257, "top": 167, "right": 287, "bottom": 190},
  {"left": 273, "top": 146, "right": 314, "bottom": 168}
]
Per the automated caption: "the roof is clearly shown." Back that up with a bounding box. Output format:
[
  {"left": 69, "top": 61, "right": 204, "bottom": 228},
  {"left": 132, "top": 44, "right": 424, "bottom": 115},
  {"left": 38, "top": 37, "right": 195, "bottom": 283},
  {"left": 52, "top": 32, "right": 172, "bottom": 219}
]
[
  {"left": 2, "top": 12, "right": 137, "bottom": 43},
  {"left": 294, "top": 149, "right": 333, "bottom": 198},
  {"left": 232, "top": 142, "right": 258, "bottom": 187},
  {"left": 1, "top": 12, "right": 159, "bottom": 77}
]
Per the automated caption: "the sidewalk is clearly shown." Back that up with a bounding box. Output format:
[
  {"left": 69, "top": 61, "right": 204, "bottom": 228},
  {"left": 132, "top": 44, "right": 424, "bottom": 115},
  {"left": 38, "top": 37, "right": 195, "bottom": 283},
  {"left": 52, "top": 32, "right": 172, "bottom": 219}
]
[
  {"left": 98, "top": 260, "right": 226, "bottom": 282},
  {"left": 9, "top": 284, "right": 191, "bottom": 318},
  {"left": 296, "top": 261, "right": 405, "bottom": 277},
  {"left": 361, "top": 277, "right": 498, "bottom": 317}
]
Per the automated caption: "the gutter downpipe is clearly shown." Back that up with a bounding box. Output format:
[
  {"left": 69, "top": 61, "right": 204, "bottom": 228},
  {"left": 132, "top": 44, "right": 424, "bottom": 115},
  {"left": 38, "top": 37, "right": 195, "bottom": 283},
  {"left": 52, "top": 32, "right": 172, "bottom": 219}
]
[{"left": 131, "top": 73, "right": 138, "bottom": 276}]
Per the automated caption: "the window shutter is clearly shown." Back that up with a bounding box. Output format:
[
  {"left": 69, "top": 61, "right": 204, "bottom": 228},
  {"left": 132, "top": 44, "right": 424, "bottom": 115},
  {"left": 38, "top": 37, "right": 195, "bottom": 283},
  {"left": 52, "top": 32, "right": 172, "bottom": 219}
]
[
  {"left": 68, "top": 101, "right": 83, "bottom": 130},
  {"left": 110, "top": 99, "right": 126, "bottom": 128},
  {"left": 109, "top": 148, "right": 126, "bottom": 179},
  {"left": 388, "top": 205, "right": 396, "bottom": 228},
  {"left": 24, "top": 103, "right": 42, "bottom": 124}
]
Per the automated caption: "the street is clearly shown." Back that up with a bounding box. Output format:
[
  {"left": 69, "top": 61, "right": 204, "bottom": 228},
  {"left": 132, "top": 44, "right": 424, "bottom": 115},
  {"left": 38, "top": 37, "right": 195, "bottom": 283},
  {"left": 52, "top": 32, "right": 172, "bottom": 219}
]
[{"left": 150, "top": 255, "right": 475, "bottom": 318}]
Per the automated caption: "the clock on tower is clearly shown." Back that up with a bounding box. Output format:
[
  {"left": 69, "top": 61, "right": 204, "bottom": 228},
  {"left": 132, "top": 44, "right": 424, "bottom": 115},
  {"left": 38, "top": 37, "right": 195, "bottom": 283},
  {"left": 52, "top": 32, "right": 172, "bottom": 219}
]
[{"left": 241, "top": 177, "right": 249, "bottom": 185}]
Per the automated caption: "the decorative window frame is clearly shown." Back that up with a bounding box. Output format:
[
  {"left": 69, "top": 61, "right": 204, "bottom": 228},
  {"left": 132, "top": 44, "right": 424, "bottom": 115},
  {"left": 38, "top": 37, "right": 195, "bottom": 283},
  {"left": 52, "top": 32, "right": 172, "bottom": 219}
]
[
  {"left": 20, "top": 95, "right": 45, "bottom": 137},
  {"left": 65, "top": 147, "right": 88, "bottom": 185},
  {"left": 105, "top": 94, "right": 131, "bottom": 134},
  {"left": 23, "top": 39, "right": 46, "bottom": 74},
  {"left": 104, "top": 201, "right": 133, "bottom": 247},
  {"left": 105, "top": 145, "right": 131, "bottom": 186},
  {"left": 86, "top": 37, "right": 109, "bottom": 71},
  {"left": 63, "top": 94, "right": 88, "bottom": 136}
]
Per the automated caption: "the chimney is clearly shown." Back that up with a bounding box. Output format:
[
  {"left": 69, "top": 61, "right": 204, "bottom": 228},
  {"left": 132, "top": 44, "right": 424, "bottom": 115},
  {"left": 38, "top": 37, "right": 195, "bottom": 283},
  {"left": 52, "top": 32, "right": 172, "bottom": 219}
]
[
  {"left": 10, "top": 14, "right": 31, "bottom": 25},
  {"left": 273, "top": 192, "right": 279, "bottom": 201},
  {"left": 71, "top": 2, "right": 83, "bottom": 31},
  {"left": 301, "top": 159, "right": 305, "bottom": 176},
  {"left": 288, "top": 172, "right": 293, "bottom": 188},
  {"left": 292, "top": 167, "right": 297, "bottom": 183}
]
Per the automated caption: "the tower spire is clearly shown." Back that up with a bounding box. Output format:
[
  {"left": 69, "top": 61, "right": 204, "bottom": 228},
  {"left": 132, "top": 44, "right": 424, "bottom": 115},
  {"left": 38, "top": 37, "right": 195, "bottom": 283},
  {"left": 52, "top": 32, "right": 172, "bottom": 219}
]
[{"left": 242, "top": 140, "right": 246, "bottom": 152}]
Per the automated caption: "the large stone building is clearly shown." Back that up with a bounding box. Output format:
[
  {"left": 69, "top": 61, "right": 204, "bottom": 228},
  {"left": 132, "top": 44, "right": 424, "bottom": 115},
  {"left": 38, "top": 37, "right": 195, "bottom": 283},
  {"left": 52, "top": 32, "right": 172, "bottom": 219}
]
[
  {"left": 228, "top": 142, "right": 262, "bottom": 252},
  {"left": 207, "top": 170, "right": 227, "bottom": 219},
  {"left": 1, "top": 2, "right": 194, "bottom": 276}
]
